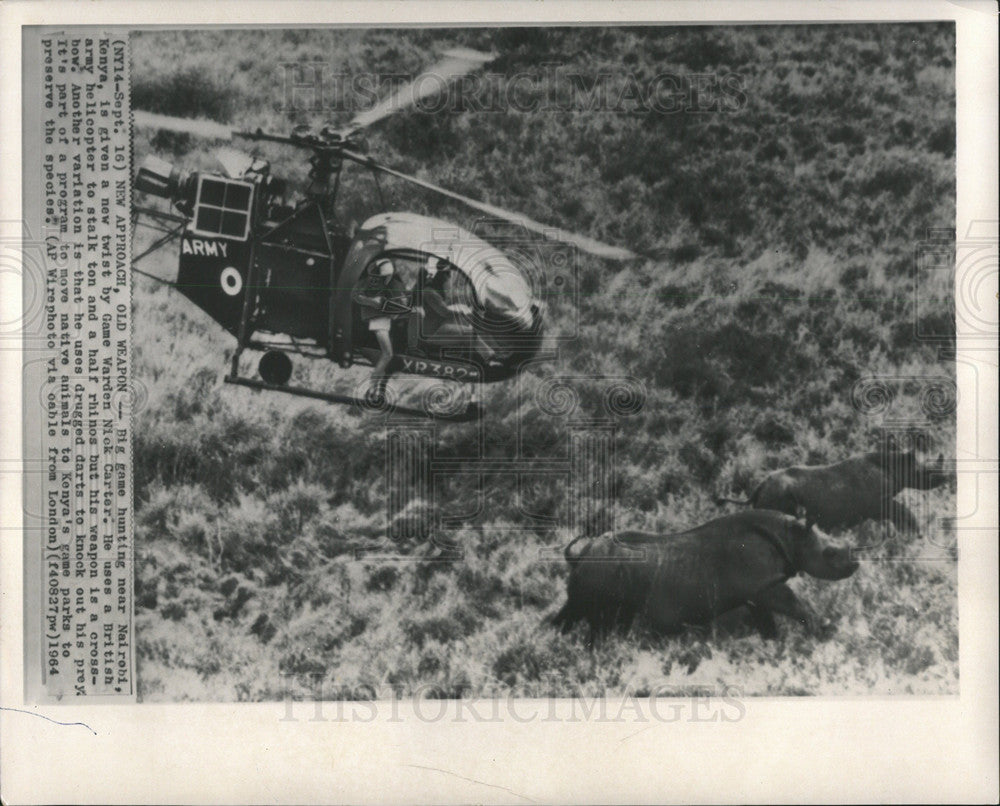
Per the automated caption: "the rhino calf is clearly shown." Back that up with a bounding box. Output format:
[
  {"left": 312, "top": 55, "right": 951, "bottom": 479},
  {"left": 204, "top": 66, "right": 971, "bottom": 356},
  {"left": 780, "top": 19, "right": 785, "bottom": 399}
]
[
  {"left": 717, "top": 449, "right": 949, "bottom": 534},
  {"left": 551, "top": 510, "right": 858, "bottom": 643}
]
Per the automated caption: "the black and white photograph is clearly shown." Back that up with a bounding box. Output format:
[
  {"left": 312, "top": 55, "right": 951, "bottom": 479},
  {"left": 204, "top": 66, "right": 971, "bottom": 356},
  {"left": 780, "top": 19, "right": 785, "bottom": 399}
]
[
  {"left": 128, "top": 23, "right": 959, "bottom": 700},
  {"left": 2, "top": 2, "right": 997, "bottom": 804}
]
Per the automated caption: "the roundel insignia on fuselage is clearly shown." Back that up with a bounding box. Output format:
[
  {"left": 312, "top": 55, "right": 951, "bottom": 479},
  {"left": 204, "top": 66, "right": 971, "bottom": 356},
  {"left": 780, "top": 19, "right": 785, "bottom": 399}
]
[{"left": 220, "top": 266, "right": 243, "bottom": 296}]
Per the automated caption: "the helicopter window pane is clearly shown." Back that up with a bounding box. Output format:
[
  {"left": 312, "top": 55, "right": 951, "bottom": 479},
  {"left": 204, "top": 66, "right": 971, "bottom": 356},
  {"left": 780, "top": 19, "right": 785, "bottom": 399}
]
[
  {"left": 200, "top": 179, "right": 226, "bottom": 207},
  {"left": 439, "top": 267, "right": 476, "bottom": 308},
  {"left": 225, "top": 183, "right": 251, "bottom": 209},
  {"left": 196, "top": 207, "right": 222, "bottom": 233},
  {"left": 221, "top": 211, "right": 248, "bottom": 238},
  {"left": 192, "top": 177, "right": 254, "bottom": 239}
]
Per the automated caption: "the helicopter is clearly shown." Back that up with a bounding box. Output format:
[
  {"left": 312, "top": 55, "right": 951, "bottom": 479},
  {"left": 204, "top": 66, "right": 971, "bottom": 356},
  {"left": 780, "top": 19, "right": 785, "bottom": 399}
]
[{"left": 131, "top": 47, "right": 637, "bottom": 419}]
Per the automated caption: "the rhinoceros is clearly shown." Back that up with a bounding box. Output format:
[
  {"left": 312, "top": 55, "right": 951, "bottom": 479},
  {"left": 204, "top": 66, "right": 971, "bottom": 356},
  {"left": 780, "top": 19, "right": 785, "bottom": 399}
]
[
  {"left": 550, "top": 510, "right": 858, "bottom": 643},
  {"left": 716, "top": 448, "right": 948, "bottom": 535}
]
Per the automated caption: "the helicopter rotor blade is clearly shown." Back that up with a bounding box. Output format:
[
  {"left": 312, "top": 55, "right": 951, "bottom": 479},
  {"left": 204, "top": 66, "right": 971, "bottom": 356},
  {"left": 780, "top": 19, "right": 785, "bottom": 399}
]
[
  {"left": 342, "top": 47, "right": 494, "bottom": 136},
  {"left": 133, "top": 110, "right": 236, "bottom": 141},
  {"left": 343, "top": 149, "right": 638, "bottom": 261}
]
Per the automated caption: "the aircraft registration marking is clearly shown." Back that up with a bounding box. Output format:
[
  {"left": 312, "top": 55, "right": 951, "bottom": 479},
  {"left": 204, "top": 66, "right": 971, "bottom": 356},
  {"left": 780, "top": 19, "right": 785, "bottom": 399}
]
[{"left": 400, "top": 356, "right": 479, "bottom": 380}]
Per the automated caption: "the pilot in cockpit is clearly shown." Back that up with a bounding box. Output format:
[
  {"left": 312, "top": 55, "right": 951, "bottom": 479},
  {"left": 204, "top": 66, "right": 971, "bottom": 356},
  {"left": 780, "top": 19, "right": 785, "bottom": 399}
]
[{"left": 407, "top": 257, "right": 499, "bottom": 367}]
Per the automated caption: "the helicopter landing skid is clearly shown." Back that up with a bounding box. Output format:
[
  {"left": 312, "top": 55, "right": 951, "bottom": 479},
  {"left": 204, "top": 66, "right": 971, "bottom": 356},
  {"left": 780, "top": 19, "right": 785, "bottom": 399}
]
[{"left": 224, "top": 374, "right": 481, "bottom": 422}]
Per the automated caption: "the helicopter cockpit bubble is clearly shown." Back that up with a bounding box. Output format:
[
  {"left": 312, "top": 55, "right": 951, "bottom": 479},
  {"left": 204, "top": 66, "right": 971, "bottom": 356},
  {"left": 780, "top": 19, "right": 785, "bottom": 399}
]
[
  {"left": 440, "top": 242, "right": 539, "bottom": 336},
  {"left": 429, "top": 248, "right": 542, "bottom": 378},
  {"left": 476, "top": 263, "right": 535, "bottom": 331},
  {"left": 341, "top": 212, "right": 545, "bottom": 378}
]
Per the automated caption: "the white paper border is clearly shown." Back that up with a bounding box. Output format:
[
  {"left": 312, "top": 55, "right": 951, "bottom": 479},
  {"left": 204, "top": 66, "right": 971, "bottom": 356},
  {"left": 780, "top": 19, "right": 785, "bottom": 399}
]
[{"left": 2, "top": 1, "right": 997, "bottom": 803}]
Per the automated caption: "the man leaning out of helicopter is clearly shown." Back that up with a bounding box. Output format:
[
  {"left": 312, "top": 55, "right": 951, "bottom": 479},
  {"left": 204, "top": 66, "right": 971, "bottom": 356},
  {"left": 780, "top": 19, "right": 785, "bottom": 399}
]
[{"left": 352, "top": 257, "right": 410, "bottom": 402}]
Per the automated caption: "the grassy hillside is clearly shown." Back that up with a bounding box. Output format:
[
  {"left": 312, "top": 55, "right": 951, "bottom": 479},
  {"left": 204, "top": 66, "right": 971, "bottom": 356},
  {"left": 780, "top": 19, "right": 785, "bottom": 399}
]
[{"left": 130, "top": 24, "right": 957, "bottom": 700}]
